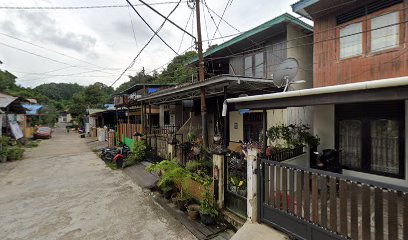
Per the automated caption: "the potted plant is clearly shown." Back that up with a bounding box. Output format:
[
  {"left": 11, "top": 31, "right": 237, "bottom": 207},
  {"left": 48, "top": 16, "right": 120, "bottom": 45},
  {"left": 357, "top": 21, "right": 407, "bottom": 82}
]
[
  {"left": 162, "top": 184, "right": 174, "bottom": 200},
  {"left": 187, "top": 204, "right": 200, "bottom": 220},
  {"left": 176, "top": 194, "right": 191, "bottom": 211},
  {"left": 199, "top": 181, "right": 219, "bottom": 225}
]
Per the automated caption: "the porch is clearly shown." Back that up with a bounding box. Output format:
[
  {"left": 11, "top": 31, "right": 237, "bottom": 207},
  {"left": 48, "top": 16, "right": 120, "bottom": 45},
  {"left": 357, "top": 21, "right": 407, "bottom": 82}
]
[{"left": 222, "top": 77, "right": 408, "bottom": 239}]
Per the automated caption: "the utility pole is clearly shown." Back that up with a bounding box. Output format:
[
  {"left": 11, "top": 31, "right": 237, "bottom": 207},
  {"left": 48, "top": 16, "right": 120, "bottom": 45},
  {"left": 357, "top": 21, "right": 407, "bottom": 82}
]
[{"left": 195, "top": 0, "right": 209, "bottom": 148}]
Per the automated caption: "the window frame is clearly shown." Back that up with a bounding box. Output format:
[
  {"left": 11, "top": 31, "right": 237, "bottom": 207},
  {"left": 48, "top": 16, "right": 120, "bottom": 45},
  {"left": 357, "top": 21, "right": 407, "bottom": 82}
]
[
  {"left": 335, "top": 101, "right": 405, "bottom": 179},
  {"left": 243, "top": 51, "right": 266, "bottom": 78},
  {"left": 339, "top": 21, "right": 364, "bottom": 60},
  {"left": 336, "top": 3, "right": 403, "bottom": 60}
]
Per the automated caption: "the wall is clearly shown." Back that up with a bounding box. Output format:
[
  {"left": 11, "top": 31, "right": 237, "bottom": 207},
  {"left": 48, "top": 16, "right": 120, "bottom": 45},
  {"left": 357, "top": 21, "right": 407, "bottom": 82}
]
[
  {"left": 312, "top": 103, "right": 408, "bottom": 187},
  {"left": 313, "top": 2, "right": 408, "bottom": 87},
  {"left": 228, "top": 33, "right": 287, "bottom": 78},
  {"left": 286, "top": 23, "right": 314, "bottom": 90},
  {"left": 229, "top": 111, "right": 243, "bottom": 142},
  {"left": 313, "top": 105, "right": 335, "bottom": 151}
]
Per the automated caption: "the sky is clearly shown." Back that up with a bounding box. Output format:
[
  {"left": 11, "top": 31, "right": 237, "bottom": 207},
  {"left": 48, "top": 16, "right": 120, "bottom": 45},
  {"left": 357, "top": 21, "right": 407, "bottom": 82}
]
[{"left": 0, "top": 0, "right": 307, "bottom": 89}]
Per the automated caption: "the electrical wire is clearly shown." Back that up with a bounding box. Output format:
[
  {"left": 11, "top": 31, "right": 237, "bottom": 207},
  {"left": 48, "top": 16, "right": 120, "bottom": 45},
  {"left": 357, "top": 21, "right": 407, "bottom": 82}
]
[
  {"left": 126, "top": 0, "right": 179, "bottom": 55},
  {"left": 127, "top": 5, "right": 142, "bottom": 64},
  {"left": 111, "top": 0, "right": 182, "bottom": 87},
  {"left": 177, "top": 9, "right": 194, "bottom": 53},
  {"left": 0, "top": 2, "right": 186, "bottom": 10},
  {"left": 209, "top": 0, "right": 231, "bottom": 46}
]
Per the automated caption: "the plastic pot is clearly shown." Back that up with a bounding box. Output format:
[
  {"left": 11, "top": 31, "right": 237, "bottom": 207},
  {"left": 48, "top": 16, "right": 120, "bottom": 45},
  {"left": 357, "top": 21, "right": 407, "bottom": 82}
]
[
  {"left": 200, "top": 213, "right": 215, "bottom": 225},
  {"left": 163, "top": 190, "right": 173, "bottom": 200}
]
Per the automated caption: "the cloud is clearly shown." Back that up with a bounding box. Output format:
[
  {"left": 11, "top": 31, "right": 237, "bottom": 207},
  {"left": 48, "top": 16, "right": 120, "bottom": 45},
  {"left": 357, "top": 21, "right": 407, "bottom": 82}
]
[{"left": 17, "top": 11, "right": 97, "bottom": 53}]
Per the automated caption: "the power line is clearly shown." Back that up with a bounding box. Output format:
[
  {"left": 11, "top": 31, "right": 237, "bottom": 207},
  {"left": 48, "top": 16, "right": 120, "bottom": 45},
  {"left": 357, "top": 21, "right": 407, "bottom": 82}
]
[
  {"left": 126, "top": 0, "right": 179, "bottom": 55},
  {"left": 209, "top": 0, "right": 232, "bottom": 46},
  {"left": 111, "top": 0, "right": 182, "bottom": 87},
  {"left": 0, "top": 2, "right": 186, "bottom": 10},
  {"left": 177, "top": 10, "right": 194, "bottom": 53},
  {"left": 135, "top": 0, "right": 196, "bottom": 41},
  {"left": 127, "top": 5, "right": 142, "bottom": 64},
  {"left": 0, "top": 32, "right": 115, "bottom": 72}
]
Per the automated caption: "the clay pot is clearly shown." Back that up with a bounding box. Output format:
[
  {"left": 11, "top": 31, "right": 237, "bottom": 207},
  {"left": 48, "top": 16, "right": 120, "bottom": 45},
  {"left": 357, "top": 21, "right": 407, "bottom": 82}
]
[
  {"left": 200, "top": 213, "right": 215, "bottom": 225},
  {"left": 187, "top": 204, "right": 200, "bottom": 220}
]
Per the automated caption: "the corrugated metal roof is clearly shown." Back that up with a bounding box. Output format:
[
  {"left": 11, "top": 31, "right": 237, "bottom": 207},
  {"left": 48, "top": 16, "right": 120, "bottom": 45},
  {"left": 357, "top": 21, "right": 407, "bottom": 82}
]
[
  {"left": 187, "top": 13, "right": 313, "bottom": 64},
  {"left": 0, "top": 93, "right": 18, "bottom": 108}
]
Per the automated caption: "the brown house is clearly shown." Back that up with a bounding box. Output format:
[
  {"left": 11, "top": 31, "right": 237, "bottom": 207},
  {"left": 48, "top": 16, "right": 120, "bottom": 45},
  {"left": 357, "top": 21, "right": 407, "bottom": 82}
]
[{"left": 295, "top": 0, "right": 408, "bottom": 87}]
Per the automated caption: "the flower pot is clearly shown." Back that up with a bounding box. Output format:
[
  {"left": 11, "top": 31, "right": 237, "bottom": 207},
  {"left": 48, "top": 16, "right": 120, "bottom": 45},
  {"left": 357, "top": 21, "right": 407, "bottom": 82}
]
[
  {"left": 238, "top": 189, "right": 247, "bottom": 197},
  {"left": 187, "top": 204, "right": 200, "bottom": 220},
  {"left": 163, "top": 190, "right": 173, "bottom": 200},
  {"left": 192, "top": 146, "right": 200, "bottom": 155},
  {"left": 177, "top": 199, "right": 188, "bottom": 211},
  {"left": 230, "top": 186, "right": 237, "bottom": 192},
  {"left": 200, "top": 213, "right": 215, "bottom": 225},
  {"left": 213, "top": 136, "right": 221, "bottom": 142}
]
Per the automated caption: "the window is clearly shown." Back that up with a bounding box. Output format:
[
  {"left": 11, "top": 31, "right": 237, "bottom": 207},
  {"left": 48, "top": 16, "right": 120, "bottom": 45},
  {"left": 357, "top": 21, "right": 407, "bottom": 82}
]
[
  {"left": 164, "top": 111, "right": 170, "bottom": 125},
  {"left": 340, "top": 22, "right": 363, "bottom": 59},
  {"left": 244, "top": 56, "right": 253, "bottom": 77},
  {"left": 336, "top": 101, "right": 404, "bottom": 178},
  {"left": 254, "top": 52, "right": 264, "bottom": 78},
  {"left": 371, "top": 12, "right": 399, "bottom": 52},
  {"left": 243, "top": 112, "right": 263, "bottom": 143},
  {"left": 244, "top": 52, "right": 265, "bottom": 78}
]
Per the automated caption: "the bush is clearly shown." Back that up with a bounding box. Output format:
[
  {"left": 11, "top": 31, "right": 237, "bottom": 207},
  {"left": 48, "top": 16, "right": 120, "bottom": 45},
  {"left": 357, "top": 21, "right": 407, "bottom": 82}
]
[
  {"left": 125, "top": 140, "right": 146, "bottom": 166},
  {"left": 26, "top": 140, "right": 40, "bottom": 148},
  {"left": 6, "top": 146, "right": 24, "bottom": 160}
]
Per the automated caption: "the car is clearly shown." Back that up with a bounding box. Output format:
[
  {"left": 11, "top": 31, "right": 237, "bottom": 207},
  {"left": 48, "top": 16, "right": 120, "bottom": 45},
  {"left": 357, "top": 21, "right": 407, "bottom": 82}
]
[{"left": 34, "top": 127, "right": 52, "bottom": 139}]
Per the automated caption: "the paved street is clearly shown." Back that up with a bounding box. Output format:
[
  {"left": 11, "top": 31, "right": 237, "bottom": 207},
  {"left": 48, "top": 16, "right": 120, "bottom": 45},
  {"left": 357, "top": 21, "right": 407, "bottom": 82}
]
[{"left": 0, "top": 125, "right": 196, "bottom": 240}]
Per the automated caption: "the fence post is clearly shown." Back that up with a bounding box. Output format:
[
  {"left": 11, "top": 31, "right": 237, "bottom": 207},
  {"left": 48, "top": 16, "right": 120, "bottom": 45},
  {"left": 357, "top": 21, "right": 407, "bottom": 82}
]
[
  {"left": 247, "top": 147, "right": 258, "bottom": 222},
  {"left": 212, "top": 152, "right": 226, "bottom": 209}
]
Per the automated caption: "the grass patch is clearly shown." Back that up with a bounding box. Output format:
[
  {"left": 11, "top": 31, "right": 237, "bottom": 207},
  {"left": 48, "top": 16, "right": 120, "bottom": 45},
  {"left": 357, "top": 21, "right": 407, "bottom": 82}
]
[
  {"left": 105, "top": 161, "right": 117, "bottom": 170},
  {"left": 26, "top": 140, "right": 41, "bottom": 148}
]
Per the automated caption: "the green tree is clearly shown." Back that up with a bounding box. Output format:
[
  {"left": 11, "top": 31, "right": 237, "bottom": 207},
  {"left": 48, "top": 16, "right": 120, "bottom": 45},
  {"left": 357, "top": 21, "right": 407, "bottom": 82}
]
[
  {"left": 115, "top": 70, "right": 155, "bottom": 94},
  {"left": 154, "top": 51, "right": 197, "bottom": 84},
  {"left": 34, "top": 83, "right": 84, "bottom": 101},
  {"left": 0, "top": 70, "right": 17, "bottom": 92}
]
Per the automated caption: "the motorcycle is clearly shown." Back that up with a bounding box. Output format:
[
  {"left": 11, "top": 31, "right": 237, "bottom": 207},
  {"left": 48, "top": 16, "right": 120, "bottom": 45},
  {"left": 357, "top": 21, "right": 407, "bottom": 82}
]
[
  {"left": 101, "top": 145, "right": 131, "bottom": 169},
  {"left": 313, "top": 149, "right": 342, "bottom": 173}
]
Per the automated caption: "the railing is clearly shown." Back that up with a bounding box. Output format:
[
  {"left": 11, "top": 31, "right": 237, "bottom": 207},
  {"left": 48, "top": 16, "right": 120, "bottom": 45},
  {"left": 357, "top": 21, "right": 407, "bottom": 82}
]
[
  {"left": 146, "top": 125, "right": 180, "bottom": 136},
  {"left": 264, "top": 146, "right": 304, "bottom": 162},
  {"left": 260, "top": 159, "right": 408, "bottom": 240}
]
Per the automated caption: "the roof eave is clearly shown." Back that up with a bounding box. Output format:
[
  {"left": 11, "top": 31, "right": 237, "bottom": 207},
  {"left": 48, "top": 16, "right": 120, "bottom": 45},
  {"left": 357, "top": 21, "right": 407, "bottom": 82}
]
[
  {"left": 291, "top": 0, "right": 320, "bottom": 19},
  {"left": 186, "top": 13, "right": 313, "bottom": 65}
]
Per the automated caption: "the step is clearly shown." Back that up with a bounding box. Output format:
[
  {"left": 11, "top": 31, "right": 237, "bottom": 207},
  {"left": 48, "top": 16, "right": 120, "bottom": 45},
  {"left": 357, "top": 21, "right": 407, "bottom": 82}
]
[{"left": 221, "top": 210, "right": 246, "bottom": 230}]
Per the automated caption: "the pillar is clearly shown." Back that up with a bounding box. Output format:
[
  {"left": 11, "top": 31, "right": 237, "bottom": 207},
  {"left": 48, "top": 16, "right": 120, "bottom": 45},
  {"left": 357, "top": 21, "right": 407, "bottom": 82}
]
[
  {"left": 213, "top": 153, "right": 225, "bottom": 209},
  {"left": 247, "top": 147, "right": 258, "bottom": 222}
]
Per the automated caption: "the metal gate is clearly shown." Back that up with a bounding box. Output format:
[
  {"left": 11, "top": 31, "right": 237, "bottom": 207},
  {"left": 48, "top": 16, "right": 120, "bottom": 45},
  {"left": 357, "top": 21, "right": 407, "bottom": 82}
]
[{"left": 224, "top": 152, "right": 247, "bottom": 218}]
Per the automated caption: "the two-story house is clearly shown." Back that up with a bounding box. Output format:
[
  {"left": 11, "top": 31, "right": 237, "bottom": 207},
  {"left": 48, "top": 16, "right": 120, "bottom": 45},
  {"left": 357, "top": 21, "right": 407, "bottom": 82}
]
[{"left": 221, "top": 0, "right": 408, "bottom": 239}]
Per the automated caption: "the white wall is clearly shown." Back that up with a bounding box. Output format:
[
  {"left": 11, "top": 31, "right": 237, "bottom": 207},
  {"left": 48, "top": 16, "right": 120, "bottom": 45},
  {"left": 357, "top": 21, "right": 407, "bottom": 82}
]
[{"left": 229, "top": 111, "right": 243, "bottom": 142}]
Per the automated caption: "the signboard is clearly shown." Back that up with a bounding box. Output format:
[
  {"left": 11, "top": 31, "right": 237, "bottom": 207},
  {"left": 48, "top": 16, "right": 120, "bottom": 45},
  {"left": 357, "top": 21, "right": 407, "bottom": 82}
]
[{"left": 10, "top": 122, "right": 23, "bottom": 140}]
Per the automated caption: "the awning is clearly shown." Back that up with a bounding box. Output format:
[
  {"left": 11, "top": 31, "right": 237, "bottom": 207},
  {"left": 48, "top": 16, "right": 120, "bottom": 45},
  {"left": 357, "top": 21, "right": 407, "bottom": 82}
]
[
  {"left": 137, "top": 75, "right": 280, "bottom": 104},
  {"left": 223, "top": 76, "right": 408, "bottom": 114}
]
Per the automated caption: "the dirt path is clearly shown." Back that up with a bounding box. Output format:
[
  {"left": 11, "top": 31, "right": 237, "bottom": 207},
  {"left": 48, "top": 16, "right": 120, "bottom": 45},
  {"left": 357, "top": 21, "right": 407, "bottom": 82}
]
[{"left": 0, "top": 124, "right": 196, "bottom": 240}]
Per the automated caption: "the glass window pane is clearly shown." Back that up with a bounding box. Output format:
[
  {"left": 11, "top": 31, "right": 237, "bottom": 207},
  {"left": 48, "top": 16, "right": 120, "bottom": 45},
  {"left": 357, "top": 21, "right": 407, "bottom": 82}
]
[
  {"left": 244, "top": 56, "right": 253, "bottom": 77},
  {"left": 370, "top": 119, "right": 399, "bottom": 174},
  {"left": 254, "top": 52, "right": 264, "bottom": 78},
  {"left": 340, "top": 22, "right": 362, "bottom": 59},
  {"left": 371, "top": 12, "right": 399, "bottom": 52},
  {"left": 339, "top": 120, "right": 362, "bottom": 168}
]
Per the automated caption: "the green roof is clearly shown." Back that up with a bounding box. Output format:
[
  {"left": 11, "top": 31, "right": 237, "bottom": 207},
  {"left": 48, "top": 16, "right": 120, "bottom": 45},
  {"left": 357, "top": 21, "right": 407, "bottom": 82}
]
[{"left": 187, "top": 13, "right": 313, "bottom": 64}]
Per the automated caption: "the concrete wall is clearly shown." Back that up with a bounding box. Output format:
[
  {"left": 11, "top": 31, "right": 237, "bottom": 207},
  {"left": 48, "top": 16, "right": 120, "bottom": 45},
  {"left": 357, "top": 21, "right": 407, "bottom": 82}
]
[
  {"left": 312, "top": 103, "right": 408, "bottom": 187},
  {"left": 229, "top": 111, "right": 243, "bottom": 142},
  {"left": 286, "top": 23, "right": 313, "bottom": 90}
]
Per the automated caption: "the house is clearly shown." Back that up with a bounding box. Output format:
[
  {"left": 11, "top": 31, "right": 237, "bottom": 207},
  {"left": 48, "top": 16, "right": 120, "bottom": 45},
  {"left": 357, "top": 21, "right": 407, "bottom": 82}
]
[
  {"left": 219, "top": 0, "right": 408, "bottom": 239},
  {"left": 58, "top": 111, "right": 72, "bottom": 123},
  {"left": 113, "top": 83, "right": 175, "bottom": 148},
  {"left": 0, "top": 93, "right": 26, "bottom": 138},
  {"left": 136, "top": 13, "right": 313, "bottom": 162},
  {"left": 22, "top": 103, "right": 43, "bottom": 138}
]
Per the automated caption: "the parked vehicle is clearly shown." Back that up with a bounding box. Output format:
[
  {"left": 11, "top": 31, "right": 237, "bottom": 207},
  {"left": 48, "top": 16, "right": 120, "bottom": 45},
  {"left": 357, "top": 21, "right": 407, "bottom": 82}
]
[
  {"left": 34, "top": 127, "right": 52, "bottom": 139},
  {"left": 101, "top": 145, "right": 131, "bottom": 168},
  {"left": 314, "top": 149, "right": 341, "bottom": 173}
]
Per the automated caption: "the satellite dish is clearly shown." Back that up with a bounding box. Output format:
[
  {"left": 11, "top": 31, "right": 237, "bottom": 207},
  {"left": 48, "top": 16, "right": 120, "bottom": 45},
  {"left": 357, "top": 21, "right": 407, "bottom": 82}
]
[{"left": 272, "top": 58, "right": 299, "bottom": 88}]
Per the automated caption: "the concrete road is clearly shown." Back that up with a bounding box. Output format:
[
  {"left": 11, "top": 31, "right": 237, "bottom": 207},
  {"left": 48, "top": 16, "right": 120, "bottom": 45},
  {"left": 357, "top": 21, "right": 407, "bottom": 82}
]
[{"left": 0, "top": 125, "right": 196, "bottom": 240}]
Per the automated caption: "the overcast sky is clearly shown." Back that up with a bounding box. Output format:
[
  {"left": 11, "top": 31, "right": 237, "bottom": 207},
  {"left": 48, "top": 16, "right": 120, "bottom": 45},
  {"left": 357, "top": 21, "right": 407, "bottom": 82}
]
[{"left": 0, "top": 0, "right": 307, "bottom": 88}]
